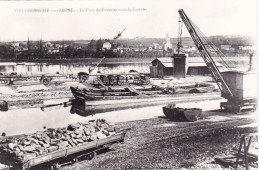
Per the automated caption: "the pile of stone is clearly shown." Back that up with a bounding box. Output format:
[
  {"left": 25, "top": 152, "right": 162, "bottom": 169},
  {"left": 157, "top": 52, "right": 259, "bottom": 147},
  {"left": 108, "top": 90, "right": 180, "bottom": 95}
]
[{"left": 1, "top": 119, "right": 117, "bottom": 162}]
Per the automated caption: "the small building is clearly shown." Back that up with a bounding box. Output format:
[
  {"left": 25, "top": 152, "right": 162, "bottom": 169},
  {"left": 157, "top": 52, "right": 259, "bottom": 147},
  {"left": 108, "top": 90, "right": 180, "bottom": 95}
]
[
  {"left": 150, "top": 57, "right": 223, "bottom": 78},
  {"left": 220, "top": 45, "right": 231, "bottom": 50},
  {"left": 183, "top": 46, "right": 196, "bottom": 52},
  {"left": 152, "top": 43, "right": 162, "bottom": 50},
  {"left": 47, "top": 47, "right": 60, "bottom": 54},
  {"left": 150, "top": 58, "right": 173, "bottom": 78},
  {"left": 114, "top": 45, "right": 131, "bottom": 53},
  {"left": 102, "top": 42, "right": 112, "bottom": 50},
  {"left": 11, "top": 42, "right": 20, "bottom": 48},
  {"left": 131, "top": 46, "right": 147, "bottom": 52},
  {"left": 148, "top": 46, "right": 153, "bottom": 51},
  {"left": 239, "top": 45, "right": 255, "bottom": 51},
  {"left": 44, "top": 42, "right": 53, "bottom": 47}
]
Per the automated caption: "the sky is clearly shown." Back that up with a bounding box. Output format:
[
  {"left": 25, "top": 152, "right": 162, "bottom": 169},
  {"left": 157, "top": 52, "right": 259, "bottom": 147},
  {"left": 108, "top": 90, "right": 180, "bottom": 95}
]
[{"left": 0, "top": 0, "right": 257, "bottom": 41}]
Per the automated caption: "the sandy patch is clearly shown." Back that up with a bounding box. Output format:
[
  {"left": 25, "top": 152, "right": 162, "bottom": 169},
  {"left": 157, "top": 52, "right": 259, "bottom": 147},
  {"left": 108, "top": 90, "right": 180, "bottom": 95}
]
[
  {"left": 16, "top": 85, "right": 48, "bottom": 92},
  {"left": 0, "top": 86, "right": 15, "bottom": 94},
  {"left": 153, "top": 123, "right": 176, "bottom": 128}
]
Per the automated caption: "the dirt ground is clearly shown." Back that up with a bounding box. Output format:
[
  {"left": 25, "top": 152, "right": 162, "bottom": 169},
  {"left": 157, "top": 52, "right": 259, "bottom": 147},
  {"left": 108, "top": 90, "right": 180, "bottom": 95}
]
[{"left": 58, "top": 111, "right": 258, "bottom": 170}]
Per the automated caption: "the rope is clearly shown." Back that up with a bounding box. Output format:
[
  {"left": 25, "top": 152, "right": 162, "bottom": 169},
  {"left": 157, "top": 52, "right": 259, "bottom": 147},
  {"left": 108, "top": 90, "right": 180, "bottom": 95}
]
[
  {"left": 177, "top": 15, "right": 183, "bottom": 53},
  {"left": 187, "top": 17, "right": 236, "bottom": 70}
]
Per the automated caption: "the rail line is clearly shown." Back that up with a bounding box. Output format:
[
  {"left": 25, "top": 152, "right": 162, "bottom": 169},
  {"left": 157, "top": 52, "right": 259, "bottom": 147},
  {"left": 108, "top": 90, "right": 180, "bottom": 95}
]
[{"left": 141, "top": 117, "right": 255, "bottom": 145}]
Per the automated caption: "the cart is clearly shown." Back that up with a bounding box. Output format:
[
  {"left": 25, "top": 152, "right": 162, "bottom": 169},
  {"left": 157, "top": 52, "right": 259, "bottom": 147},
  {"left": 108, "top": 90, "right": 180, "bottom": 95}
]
[{"left": 6, "top": 131, "right": 127, "bottom": 170}]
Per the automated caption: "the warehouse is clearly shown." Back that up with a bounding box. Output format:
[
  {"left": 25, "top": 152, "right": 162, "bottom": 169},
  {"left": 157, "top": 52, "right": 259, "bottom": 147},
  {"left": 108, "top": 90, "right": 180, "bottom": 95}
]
[{"left": 150, "top": 57, "right": 222, "bottom": 78}]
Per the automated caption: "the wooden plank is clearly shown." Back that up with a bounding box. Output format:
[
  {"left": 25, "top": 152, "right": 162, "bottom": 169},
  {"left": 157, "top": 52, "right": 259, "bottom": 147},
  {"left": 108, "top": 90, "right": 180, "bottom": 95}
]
[{"left": 125, "top": 86, "right": 140, "bottom": 95}]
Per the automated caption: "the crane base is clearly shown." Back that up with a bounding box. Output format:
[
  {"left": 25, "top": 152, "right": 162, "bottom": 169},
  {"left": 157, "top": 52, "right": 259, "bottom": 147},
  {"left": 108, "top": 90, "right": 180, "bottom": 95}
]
[{"left": 220, "top": 99, "right": 257, "bottom": 113}]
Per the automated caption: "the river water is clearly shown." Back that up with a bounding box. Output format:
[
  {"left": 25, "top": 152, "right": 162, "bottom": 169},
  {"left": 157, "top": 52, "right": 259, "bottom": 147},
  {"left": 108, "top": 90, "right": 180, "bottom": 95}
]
[
  {"left": 0, "top": 62, "right": 151, "bottom": 75},
  {"left": 0, "top": 99, "right": 225, "bottom": 137},
  {"left": 0, "top": 57, "right": 254, "bottom": 75}
]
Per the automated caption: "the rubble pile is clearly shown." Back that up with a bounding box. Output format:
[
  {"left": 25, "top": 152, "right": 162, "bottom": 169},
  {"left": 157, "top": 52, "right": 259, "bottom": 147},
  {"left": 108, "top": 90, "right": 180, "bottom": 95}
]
[{"left": 1, "top": 119, "right": 116, "bottom": 162}]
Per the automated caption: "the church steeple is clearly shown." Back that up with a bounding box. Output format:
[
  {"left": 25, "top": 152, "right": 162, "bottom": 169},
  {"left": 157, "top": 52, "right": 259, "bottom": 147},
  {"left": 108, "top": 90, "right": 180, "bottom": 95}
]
[{"left": 164, "top": 34, "right": 172, "bottom": 50}]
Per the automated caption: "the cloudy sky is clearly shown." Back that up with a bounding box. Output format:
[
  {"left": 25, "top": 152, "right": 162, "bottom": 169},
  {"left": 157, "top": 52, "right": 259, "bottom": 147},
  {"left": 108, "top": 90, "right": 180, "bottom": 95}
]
[{"left": 0, "top": 0, "right": 257, "bottom": 41}]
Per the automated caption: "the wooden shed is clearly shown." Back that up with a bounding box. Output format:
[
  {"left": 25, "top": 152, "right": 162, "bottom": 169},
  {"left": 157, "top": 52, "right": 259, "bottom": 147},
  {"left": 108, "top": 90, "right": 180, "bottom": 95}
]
[{"left": 150, "top": 58, "right": 173, "bottom": 78}]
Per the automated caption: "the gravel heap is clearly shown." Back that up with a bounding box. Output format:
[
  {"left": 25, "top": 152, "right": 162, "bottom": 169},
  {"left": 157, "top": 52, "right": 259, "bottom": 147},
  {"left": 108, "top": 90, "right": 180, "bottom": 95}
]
[{"left": 1, "top": 119, "right": 116, "bottom": 162}]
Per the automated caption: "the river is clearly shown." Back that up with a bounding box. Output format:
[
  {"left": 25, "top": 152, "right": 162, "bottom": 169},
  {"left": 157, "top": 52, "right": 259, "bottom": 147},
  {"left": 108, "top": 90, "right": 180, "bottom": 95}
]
[
  {"left": 0, "top": 98, "right": 225, "bottom": 137},
  {"left": 0, "top": 57, "right": 254, "bottom": 75}
]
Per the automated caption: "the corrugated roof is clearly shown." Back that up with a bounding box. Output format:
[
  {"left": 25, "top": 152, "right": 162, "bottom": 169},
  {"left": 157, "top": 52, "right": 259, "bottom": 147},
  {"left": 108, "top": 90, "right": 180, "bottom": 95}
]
[
  {"left": 152, "top": 57, "right": 222, "bottom": 67},
  {"left": 188, "top": 63, "right": 206, "bottom": 67},
  {"left": 188, "top": 62, "right": 222, "bottom": 67},
  {"left": 152, "top": 57, "right": 172, "bottom": 63}
]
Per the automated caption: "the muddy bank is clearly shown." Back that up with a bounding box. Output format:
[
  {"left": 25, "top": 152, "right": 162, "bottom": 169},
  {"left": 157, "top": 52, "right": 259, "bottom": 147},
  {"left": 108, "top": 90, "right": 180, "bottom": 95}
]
[{"left": 61, "top": 111, "right": 257, "bottom": 170}]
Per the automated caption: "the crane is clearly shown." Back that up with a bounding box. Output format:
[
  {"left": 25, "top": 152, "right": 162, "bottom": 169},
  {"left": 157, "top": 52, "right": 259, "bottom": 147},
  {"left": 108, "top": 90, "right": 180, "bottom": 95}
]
[
  {"left": 78, "top": 29, "right": 126, "bottom": 82},
  {"left": 177, "top": 9, "right": 257, "bottom": 112},
  {"left": 114, "top": 28, "right": 126, "bottom": 39}
]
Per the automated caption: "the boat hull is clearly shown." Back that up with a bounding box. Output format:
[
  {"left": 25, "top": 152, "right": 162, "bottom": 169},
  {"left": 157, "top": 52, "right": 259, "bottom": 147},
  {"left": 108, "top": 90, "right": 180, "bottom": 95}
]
[{"left": 70, "top": 86, "right": 100, "bottom": 103}]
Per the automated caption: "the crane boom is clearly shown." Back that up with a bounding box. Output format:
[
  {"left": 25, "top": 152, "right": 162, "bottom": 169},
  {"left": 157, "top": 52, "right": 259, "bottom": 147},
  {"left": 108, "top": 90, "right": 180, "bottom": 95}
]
[{"left": 178, "top": 9, "right": 233, "bottom": 98}]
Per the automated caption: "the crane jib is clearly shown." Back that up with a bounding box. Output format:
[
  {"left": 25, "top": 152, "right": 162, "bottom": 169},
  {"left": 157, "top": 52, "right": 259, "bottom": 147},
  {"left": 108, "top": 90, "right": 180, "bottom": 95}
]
[{"left": 178, "top": 9, "right": 233, "bottom": 98}]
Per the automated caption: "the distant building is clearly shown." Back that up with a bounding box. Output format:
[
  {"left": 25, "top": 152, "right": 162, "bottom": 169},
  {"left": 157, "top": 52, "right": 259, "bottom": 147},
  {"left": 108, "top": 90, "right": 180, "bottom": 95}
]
[
  {"left": 164, "top": 34, "right": 173, "bottom": 50},
  {"left": 103, "top": 42, "right": 112, "bottom": 50},
  {"left": 220, "top": 45, "right": 231, "bottom": 50},
  {"left": 152, "top": 43, "right": 162, "bottom": 50},
  {"left": 11, "top": 42, "right": 20, "bottom": 48},
  {"left": 47, "top": 47, "right": 60, "bottom": 54},
  {"left": 131, "top": 44, "right": 147, "bottom": 52},
  {"left": 44, "top": 42, "right": 53, "bottom": 47},
  {"left": 150, "top": 57, "right": 223, "bottom": 78},
  {"left": 54, "top": 44, "right": 62, "bottom": 48},
  {"left": 229, "top": 48, "right": 235, "bottom": 52},
  {"left": 114, "top": 45, "right": 131, "bottom": 53},
  {"left": 183, "top": 46, "right": 196, "bottom": 52},
  {"left": 239, "top": 45, "right": 255, "bottom": 51}
]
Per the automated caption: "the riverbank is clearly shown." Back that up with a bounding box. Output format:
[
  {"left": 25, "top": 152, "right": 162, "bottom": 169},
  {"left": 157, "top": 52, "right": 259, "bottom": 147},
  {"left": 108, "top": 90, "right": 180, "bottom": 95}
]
[{"left": 61, "top": 109, "right": 257, "bottom": 170}]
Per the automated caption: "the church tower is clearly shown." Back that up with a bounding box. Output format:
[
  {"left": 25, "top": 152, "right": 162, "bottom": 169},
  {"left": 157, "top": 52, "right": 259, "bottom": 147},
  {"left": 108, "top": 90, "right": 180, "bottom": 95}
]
[{"left": 164, "top": 34, "right": 173, "bottom": 50}]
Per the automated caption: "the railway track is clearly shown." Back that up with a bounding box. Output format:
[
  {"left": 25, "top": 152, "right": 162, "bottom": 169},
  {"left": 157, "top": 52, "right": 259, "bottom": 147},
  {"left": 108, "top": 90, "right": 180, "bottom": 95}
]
[
  {"left": 152, "top": 118, "right": 254, "bottom": 142},
  {"left": 133, "top": 117, "right": 255, "bottom": 146}
]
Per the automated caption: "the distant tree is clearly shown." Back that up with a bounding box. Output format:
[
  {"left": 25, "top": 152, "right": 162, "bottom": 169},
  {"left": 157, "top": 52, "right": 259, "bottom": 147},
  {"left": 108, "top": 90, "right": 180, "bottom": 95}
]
[
  {"left": 96, "top": 39, "right": 104, "bottom": 52},
  {"left": 64, "top": 46, "right": 74, "bottom": 58},
  {"left": 0, "top": 45, "right": 12, "bottom": 59},
  {"left": 88, "top": 39, "right": 96, "bottom": 49},
  {"left": 102, "top": 50, "right": 119, "bottom": 58}
]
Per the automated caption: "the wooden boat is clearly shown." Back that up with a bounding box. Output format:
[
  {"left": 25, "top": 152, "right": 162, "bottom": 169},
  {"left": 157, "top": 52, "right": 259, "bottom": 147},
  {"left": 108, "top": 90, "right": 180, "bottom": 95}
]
[
  {"left": 70, "top": 86, "right": 139, "bottom": 103},
  {"left": 162, "top": 104, "right": 202, "bottom": 122},
  {"left": 70, "top": 86, "right": 101, "bottom": 102}
]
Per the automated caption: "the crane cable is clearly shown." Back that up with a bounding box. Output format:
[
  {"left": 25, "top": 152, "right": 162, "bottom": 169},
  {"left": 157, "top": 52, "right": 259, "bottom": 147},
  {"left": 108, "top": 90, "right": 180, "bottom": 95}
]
[
  {"left": 188, "top": 18, "right": 236, "bottom": 70},
  {"left": 177, "top": 15, "right": 183, "bottom": 54}
]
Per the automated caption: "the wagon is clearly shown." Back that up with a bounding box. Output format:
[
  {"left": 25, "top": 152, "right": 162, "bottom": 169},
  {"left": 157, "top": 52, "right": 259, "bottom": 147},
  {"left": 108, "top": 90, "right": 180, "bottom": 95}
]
[{"left": 3, "top": 131, "right": 127, "bottom": 170}]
